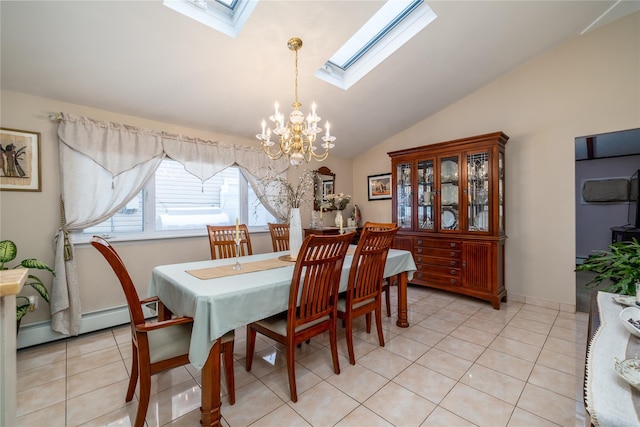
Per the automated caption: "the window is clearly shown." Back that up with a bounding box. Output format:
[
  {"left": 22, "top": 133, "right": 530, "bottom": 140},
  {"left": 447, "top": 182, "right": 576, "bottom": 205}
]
[
  {"left": 315, "top": 0, "right": 437, "bottom": 90},
  {"left": 162, "top": 0, "right": 258, "bottom": 38},
  {"left": 83, "top": 159, "right": 276, "bottom": 238}
]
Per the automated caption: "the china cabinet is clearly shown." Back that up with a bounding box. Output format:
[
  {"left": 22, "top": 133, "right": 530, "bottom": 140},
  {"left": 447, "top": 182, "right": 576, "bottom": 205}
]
[{"left": 388, "top": 131, "right": 508, "bottom": 309}]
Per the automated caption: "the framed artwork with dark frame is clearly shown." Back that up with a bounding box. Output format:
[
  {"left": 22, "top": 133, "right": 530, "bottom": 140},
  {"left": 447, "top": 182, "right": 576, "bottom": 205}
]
[
  {"left": 0, "top": 127, "right": 42, "bottom": 192},
  {"left": 368, "top": 173, "right": 392, "bottom": 201}
]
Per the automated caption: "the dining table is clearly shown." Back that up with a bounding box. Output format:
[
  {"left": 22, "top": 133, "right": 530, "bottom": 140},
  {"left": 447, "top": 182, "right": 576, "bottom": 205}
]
[{"left": 149, "top": 246, "right": 416, "bottom": 426}]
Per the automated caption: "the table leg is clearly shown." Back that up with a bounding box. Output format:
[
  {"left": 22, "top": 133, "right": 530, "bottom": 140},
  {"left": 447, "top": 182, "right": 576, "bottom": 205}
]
[
  {"left": 157, "top": 301, "right": 172, "bottom": 321},
  {"left": 200, "top": 339, "right": 222, "bottom": 427},
  {"left": 396, "top": 272, "right": 409, "bottom": 328}
]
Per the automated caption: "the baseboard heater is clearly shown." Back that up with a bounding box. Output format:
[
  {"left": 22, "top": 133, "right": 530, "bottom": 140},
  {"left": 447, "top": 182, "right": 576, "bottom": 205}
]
[{"left": 17, "top": 304, "right": 155, "bottom": 350}]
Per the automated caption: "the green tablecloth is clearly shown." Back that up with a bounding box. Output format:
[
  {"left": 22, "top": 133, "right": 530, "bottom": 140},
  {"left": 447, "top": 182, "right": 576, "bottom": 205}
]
[{"left": 149, "top": 248, "right": 416, "bottom": 370}]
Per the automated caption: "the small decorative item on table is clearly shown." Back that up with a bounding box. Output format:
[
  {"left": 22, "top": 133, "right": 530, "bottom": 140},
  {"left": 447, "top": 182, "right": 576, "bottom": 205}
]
[
  {"left": 614, "top": 357, "right": 640, "bottom": 390},
  {"left": 233, "top": 218, "right": 242, "bottom": 270},
  {"left": 620, "top": 306, "right": 640, "bottom": 338}
]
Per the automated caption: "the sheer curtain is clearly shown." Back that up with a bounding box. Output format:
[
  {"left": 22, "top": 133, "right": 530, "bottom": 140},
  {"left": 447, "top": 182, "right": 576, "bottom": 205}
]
[
  {"left": 235, "top": 145, "right": 290, "bottom": 221},
  {"left": 52, "top": 113, "right": 289, "bottom": 335},
  {"left": 53, "top": 113, "right": 165, "bottom": 335}
]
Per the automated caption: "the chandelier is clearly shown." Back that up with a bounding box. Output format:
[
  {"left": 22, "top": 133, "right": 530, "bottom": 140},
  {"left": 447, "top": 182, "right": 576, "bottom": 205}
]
[{"left": 256, "top": 37, "right": 336, "bottom": 166}]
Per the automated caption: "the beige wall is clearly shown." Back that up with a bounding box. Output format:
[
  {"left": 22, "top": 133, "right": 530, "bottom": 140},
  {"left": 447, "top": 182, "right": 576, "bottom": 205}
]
[
  {"left": 0, "top": 91, "right": 354, "bottom": 329},
  {"left": 354, "top": 12, "right": 640, "bottom": 309},
  {"left": 2, "top": 12, "right": 638, "bottom": 339}
]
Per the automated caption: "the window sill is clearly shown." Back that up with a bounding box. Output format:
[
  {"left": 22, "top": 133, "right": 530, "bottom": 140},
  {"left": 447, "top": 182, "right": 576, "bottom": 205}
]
[{"left": 73, "top": 226, "right": 271, "bottom": 245}]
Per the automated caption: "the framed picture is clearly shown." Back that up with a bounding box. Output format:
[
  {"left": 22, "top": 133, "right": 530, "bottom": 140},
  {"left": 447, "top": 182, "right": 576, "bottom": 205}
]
[
  {"left": 1, "top": 128, "right": 42, "bottom": 192},
  {"left": 368, "top": 173, "right": 392, "bottom": 201}
]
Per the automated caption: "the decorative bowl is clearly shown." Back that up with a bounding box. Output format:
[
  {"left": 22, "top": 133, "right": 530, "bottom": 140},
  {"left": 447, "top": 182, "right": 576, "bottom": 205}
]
[
  {"left": 614, "top": 358, "right": 640, "bottom": 390},
  {"left": 620, "top": 306, "right": 640, "bottom": 338}
]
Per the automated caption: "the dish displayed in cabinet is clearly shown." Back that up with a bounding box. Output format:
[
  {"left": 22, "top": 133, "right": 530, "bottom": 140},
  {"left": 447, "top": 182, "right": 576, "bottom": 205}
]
[
  {"left": 476, "top": 211, "right": 488, "bottom": 229},
  {"left": 441, "top": 160, "right": 458, "bottom": 181},
  {"left": 441, "top": 184, "right": 458, "bottom": 205},
  {"left": 442, "top": 209, "right": 456, "bottom": 229}
]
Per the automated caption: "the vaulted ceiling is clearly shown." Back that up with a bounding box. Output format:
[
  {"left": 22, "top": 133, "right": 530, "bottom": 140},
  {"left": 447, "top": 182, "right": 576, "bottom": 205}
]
[{"left": 1, "top": 1, "right": 637, "bottom": 158}]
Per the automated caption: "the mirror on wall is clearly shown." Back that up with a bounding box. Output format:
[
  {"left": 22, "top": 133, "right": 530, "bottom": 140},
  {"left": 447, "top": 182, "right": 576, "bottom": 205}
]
[{"left": 314, "top": 166, "right": 335, "bottom": 211}]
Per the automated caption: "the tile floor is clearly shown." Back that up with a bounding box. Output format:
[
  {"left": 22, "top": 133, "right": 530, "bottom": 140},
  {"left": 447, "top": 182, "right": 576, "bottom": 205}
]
[{"left": 16, "top": 286, "right": 591, "bottom": 427}]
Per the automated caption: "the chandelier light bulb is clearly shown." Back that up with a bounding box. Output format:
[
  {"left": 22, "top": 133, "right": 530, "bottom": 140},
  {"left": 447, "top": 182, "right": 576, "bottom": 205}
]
[{"left": 257, "top": 37, "right": 335, "bottom": 166}]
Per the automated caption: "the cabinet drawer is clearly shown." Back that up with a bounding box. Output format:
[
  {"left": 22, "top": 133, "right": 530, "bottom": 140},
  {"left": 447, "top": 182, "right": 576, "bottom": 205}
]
[
  {"left": 414, "top": 270, "right": 461, "bottom": 286},
  {"left": 416, "top": 264, "right": 461, "bottom": 277},
  {"left": 414, "top": 247, "right": 461, "bottom": 259},
  {"left": 415, "top": 238, "right": 460, "bottom": 250},
  {"left": 415, "top": 255, "right": 461, "bottom": 268}
]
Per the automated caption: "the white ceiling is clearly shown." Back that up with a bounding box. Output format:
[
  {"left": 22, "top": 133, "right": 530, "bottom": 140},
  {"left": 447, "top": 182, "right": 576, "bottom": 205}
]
[{"left": 1, "top": 1, "right": 638, "bottom": 159}]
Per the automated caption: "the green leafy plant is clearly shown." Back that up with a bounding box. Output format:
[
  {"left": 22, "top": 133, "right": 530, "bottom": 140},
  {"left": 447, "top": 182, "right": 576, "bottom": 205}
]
[
  {"left": 576, "top": 238, "right": 640, "bottom": 295},
  {"left": 0, "top": 240, "right": 54, "bottom": 321}
]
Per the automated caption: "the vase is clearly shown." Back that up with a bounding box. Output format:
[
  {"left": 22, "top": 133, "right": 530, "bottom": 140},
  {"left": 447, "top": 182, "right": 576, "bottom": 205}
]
[
  {"left": 289, "top": 208, "right": 303, "bottom": 260},
  {"left": 335, "top": 210, "right": 343, "bottom": 228}
]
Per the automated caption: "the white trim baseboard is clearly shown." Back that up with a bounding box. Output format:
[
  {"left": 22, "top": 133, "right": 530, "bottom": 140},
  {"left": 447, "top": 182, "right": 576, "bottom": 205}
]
[{"left": 16, "top": 304, "right": 155, "bottom": 349}]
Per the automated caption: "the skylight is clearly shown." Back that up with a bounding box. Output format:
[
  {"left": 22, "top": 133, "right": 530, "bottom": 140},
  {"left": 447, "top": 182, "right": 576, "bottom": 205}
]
[
  {"left": 163, "top": 0, "right": 257, "bottom": 38},
  {"left": 316, "top": 0, "right": 437, "bottom": 90}
]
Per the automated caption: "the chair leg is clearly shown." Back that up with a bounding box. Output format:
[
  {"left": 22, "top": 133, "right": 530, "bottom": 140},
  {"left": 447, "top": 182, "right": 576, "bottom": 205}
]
[
  {"left": 375, "top": 306, "right": 385, "bottom": 347},
  {"left": 245, "top": 325, "right": 256, "bottom": 371},
  {"left": 329, "top": 321, "right": 341, "bottom": 375},
  {"left": 365, "top": 312, "right": 372, "bottom": 333},
  {"left": 344, "top": 315, "right": 356, "bottom": 365},
  {"left": 126, "top": 342, "right": 138, "bottom": 402},
  {"left": 135, "top": 363, "right": 151, "bottom": 427},
  {"left": 385, "top": 286, "right": 391, "bottom": 317},
  {"left": 222, "top": 340, "right": 235, "bottom": 405},
  {"left": 286, "top": 340, "right": 298, "bottom": 402}
]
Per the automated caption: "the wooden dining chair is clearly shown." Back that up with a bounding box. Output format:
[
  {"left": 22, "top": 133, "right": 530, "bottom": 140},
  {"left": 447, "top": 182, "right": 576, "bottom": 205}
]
[
  {"left": 245, "top": 232, "right": 354, "bottom": 402},
  {"left": 207, "top": 224, "right": 253, "bottom": 259},
  {"left": 338, "top": 224, "right": 399, "bottom": 365},
  {"left": 362, "top": 222, "right": 398, "bottom": 317},
  {"left": 90, "top": 236, "right": 236, "bottom": 427},
  {"left": 268, "top": 222, "right": 290, "bottom": 252}
]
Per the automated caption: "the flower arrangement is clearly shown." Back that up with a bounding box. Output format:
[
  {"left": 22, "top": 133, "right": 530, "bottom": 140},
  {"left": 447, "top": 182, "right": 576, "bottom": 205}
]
[{"left": 325, "top": 193, "right": 351, "bottom": 210}]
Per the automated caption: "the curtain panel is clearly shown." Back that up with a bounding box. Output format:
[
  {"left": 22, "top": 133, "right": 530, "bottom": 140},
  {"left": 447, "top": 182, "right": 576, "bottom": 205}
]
[{"left": 52, "top": 112, "right": 289, "bottom": 336}]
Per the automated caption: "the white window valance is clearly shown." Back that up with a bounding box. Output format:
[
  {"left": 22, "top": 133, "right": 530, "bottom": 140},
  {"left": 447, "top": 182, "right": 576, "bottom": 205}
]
[{"left": 52, "top": 112, "right": 289, "bottom": 336}]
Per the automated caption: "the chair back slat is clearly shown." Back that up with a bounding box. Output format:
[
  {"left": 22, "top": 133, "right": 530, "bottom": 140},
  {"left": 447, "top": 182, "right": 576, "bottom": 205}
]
[
  {"left": 348, "top": 225, "right": 399, "bottom": 305},
  {"left": 207, "top": 224, "right": 253, "bottom": 259},
  {"left": 268, "top": 223, "right": 290, "bottom": 252},
  {"left": 90, "top": 236, "right": 145, "bottom": 326},
  {"left": 288, "top": 233, "right": 353, "bottom": 329}
]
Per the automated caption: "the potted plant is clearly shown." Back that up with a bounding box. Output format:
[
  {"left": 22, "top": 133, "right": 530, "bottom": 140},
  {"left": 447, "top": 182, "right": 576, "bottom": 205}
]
[
  {"left": 0, "top": 240, "right": 54, "bottom": 326},
  {"left": 576, "top": 238, "right": 640, "bottom": 295}
]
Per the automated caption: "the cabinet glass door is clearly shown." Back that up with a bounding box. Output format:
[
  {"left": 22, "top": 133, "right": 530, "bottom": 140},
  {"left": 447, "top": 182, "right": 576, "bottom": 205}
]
[
  {"left": 467, "top": 151, "right": 489, "bottom": 232},
  {"left": 440, "top": 156, "right": 459, "bottom": 231},
  {"left": 417, "top": 159, "right": 434, "bottom": 230},
  {"left": 396, "top": 162, "right": 412, "bottom": 229}
]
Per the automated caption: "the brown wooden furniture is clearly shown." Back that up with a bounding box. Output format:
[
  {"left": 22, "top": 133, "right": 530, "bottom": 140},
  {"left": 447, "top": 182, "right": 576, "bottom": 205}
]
[
  {"left": 268, "top": 222, "right": 289, "bottom": 252},
  {"left": 245, "top": 232, "right": 353, "bottom": 402},
  {"left": 207, "top": 224, "right": 253, "bottom": 259},
  {"left": 304, "top": 227, "right": 362, "bottom": 244},
  {"left": 338, "top": 225, "right": 399, "bottom": 364},
  {"left": 361, "top": 222, "right": 399, "bottom": 317},
  {"left": 388, "top": 131, "right": 508, "bottom": 309},
  {"left": 90, "top": 236, "right": 236, "bottom": 427}
]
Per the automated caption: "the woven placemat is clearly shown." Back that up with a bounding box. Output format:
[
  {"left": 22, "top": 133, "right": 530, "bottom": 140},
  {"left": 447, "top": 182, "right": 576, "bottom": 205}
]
[{"left": 186, "top": 258, "right": 292, "bottom": 280}]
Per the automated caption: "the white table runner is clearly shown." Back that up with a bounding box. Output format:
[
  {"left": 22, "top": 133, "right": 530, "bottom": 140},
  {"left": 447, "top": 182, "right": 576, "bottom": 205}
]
[{"left": 585, "top": 291, "right": 640, "bottom": 426}]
